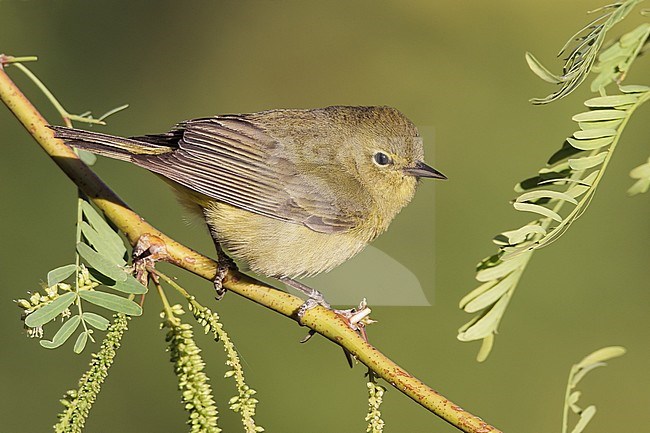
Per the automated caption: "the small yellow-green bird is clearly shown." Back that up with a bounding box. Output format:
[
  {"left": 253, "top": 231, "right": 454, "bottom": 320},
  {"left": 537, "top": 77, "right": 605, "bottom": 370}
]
[{"left": 50, "top": 105, "right": 445, "bottom": 309}]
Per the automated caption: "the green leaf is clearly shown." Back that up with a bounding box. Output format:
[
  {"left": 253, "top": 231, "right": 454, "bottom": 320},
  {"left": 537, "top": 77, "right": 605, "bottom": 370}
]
[
  {"left": 464, "top": 272, "right": 518, "bottom": 313},
  {"left": 47, "top": 264, "right": 77, "bottom": 287},
  {"left": 76, "top": 242, "right": 127, "bottom": 282},
  {"left": 516, "top": 189, "right": 578, "bottom": 205},
  {"left": 568, "top": 152, "right": 608, "bottom": 170},
  {"left": 591, "top": 72, "right": 618, "bottom": 93},
  {"left": 596, "top": 43, "right": 626, "bottom": 63},
  {"left": 494, "top": 225, "right": 546, "bottom": 246},
  {"left": 576, "top": 346, "right": 626, "bottom": 370},
  {"left": 584, "top": 94, "right": 637, "bottom": 107},
  {"left": 108, "top": 274, "right": 148, "bottom": 294},
  {"left": 513, "top": 202, "right": 562, "bottom": 222},
  {"left": 82, "top": 312, "right": 110, "bottom": 330},
  {"left": 73, "top": 331, "right": 89, "bottom": 354},
  {"left": 627, "top": 158, "right": 650, "bottom": 196},
  {"left": 457, "top": 312, "right": 481, "bottom": 334},
  {"left": 578, "top": 118, "right": 623, "bottom": 130},
  {"left": 499, "top": 243, "right": 535, "bottom": 260},
  {"left": 457, "top": 291, "right": 511, "bottom": 341},
  {"left": 572, "top": 110, "right": 626, "bottom": 122},
  {"left": 570, "top": 405, "right": 596, "bottom": 433},
  {"left": 459, "top": 280, "right": 497, "bottom": 309},
  {"left": 620, "top": 22, "right": 650, "bottom": 46},
  {"left": 567, "top": 391, "right": 581, "bottom": 411},
  {"left": 565, "top": 171, "right": 599, "bottom": 198},
  {"left": 80, "top": 222, "right": 126, "bottom": 266},
  {"left": 516, "top": 169, "right": 572, "bottom": 191},
  {"left": 80, "top": 201, "right": 126, "bottom": 259},
  {"left": 571, "top": 363, "right": 606, "bottom": 388},
  {"left": 476, "top": 252, "right": 503, "bottom": 271},
  {"left": 619, "top": 84, "right": 650, "bottom": 93},
  {"left": 590, "top": 22, "right": 650, "bottom": 92},
  {"left": 629, "top": 159, "right": 650, "bottom": 178},
  {"left": 572, "top": 128, "right": 617, "bottom": 140},
  {"left": 79, "top": 290, "right": 142, "bottom": 316},
  {"left": 525, "top": 52, "right": 562, "bottom": 84},
  {"left": 40, "top": 315, "right": 81, "bottom": 349},
  {"left": 567, "top": 136, "right": 614, "bottom": 151},
  {"left": 476, "top": 254, "right": 526, "bottom": 282},
  {"left": 508, "top": 225, "right": 546, "bottom": 243},
  {"left": 476, "top": 334, "right": 494, "bottom": 363},
  {"left": 628, "top": 177, "right": 650, "bottom": 196},
  {"left": 25, "top": 292, "right": 76, "bottom": 328}
]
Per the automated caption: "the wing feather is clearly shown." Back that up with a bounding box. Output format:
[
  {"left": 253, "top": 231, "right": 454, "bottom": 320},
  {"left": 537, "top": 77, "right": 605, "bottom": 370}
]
[{"left": 134, "top": 116, "right": 363, "bottom": 233}]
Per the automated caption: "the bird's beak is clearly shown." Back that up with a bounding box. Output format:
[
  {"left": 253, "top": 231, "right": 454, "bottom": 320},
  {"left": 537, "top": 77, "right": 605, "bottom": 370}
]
[{"left": 403, "top": 161, "right": 447, "bottom": 179}]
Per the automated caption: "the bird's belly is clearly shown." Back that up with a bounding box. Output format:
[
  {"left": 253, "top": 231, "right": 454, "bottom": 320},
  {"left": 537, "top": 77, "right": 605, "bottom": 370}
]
[{"left": 204, "top": 201, "right": 368, "bottom": 278}]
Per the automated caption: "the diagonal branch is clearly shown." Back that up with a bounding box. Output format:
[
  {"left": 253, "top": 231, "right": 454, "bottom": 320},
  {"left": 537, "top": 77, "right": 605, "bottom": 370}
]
[{"left": 0, "top": 57, "right": 502, "bottom": 433}]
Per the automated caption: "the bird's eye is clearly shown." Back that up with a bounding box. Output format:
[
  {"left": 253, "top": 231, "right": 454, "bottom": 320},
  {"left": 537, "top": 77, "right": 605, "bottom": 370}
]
[{"left": 373, "top": 152, "right": 392, "bottom": 166}]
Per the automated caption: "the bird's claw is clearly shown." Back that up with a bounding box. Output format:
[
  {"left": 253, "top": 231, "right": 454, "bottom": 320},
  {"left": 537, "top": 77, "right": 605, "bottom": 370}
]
[
  {"left": 296, "top": 288, "right": 331, "bottom": 319},
  {"left": 213, "top": 254, "right": 237, "bottom": 300},
  {"left": 277, "top": 277, "right": 373, "bottom": 344}
]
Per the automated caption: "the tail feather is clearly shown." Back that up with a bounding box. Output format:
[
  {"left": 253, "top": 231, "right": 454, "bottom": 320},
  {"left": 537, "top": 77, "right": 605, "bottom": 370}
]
[{"left": 49, "top": 126, "right": 173, "bottom": 162}]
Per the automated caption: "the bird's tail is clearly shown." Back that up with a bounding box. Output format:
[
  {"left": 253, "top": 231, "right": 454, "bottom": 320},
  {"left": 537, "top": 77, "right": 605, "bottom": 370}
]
[{"left": 49, "top": 126, "right": 173, "bottom": 161}]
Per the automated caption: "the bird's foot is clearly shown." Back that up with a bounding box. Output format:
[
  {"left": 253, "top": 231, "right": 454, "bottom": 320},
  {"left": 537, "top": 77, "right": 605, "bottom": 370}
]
[
  {"left": 299, "top": 298, "right": 374, "bottom": 359},
  {"left": 213, "top": 253, "right": 237, "bottom": 300},
  {"left": 280, "top": 277, "right": 373, "bottom": 342},
  {"left": 279, "top": 277, "right": 331, "bottom": 317},
  {"left": 206, "top": 229, "right": 237, "bottom": 301},
  {"left": 297, "top": 289, "right": 332, "bottom": 317}
]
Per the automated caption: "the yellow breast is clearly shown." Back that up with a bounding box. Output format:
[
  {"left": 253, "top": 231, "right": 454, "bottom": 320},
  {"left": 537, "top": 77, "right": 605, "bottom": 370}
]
[{"left": 203, "top": 201, "right": 371, "bottom": 278}]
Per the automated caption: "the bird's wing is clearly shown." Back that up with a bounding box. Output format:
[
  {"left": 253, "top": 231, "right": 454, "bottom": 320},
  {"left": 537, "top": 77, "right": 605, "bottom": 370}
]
[{"left": 133, "top": 116, "right": 365, "bottom": 234}]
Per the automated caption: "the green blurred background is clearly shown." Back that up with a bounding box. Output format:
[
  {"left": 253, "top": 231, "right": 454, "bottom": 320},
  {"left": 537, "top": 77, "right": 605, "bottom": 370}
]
[{"left": 1, "top": 1, "right": 648, "bottom": 432}]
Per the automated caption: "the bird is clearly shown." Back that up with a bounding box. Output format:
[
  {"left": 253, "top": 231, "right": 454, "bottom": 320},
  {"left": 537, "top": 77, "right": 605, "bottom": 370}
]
[{"left": 50, "top": 105, "right": 446, "bottom": 312}]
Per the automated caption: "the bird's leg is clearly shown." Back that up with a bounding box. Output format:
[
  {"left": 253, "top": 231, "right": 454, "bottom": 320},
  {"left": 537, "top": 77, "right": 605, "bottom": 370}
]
[
  {"left": 279, "top": 277, "right": 373, "bottom": 337},
  {"left": 283, "top": 275, "right": 373, "bottom": 365},
  {"left": 280, "top": 277, "right": 332, "bottom": 313},
  {"left": 207, "top": 230, "right": 238, "bottom": 300}
]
